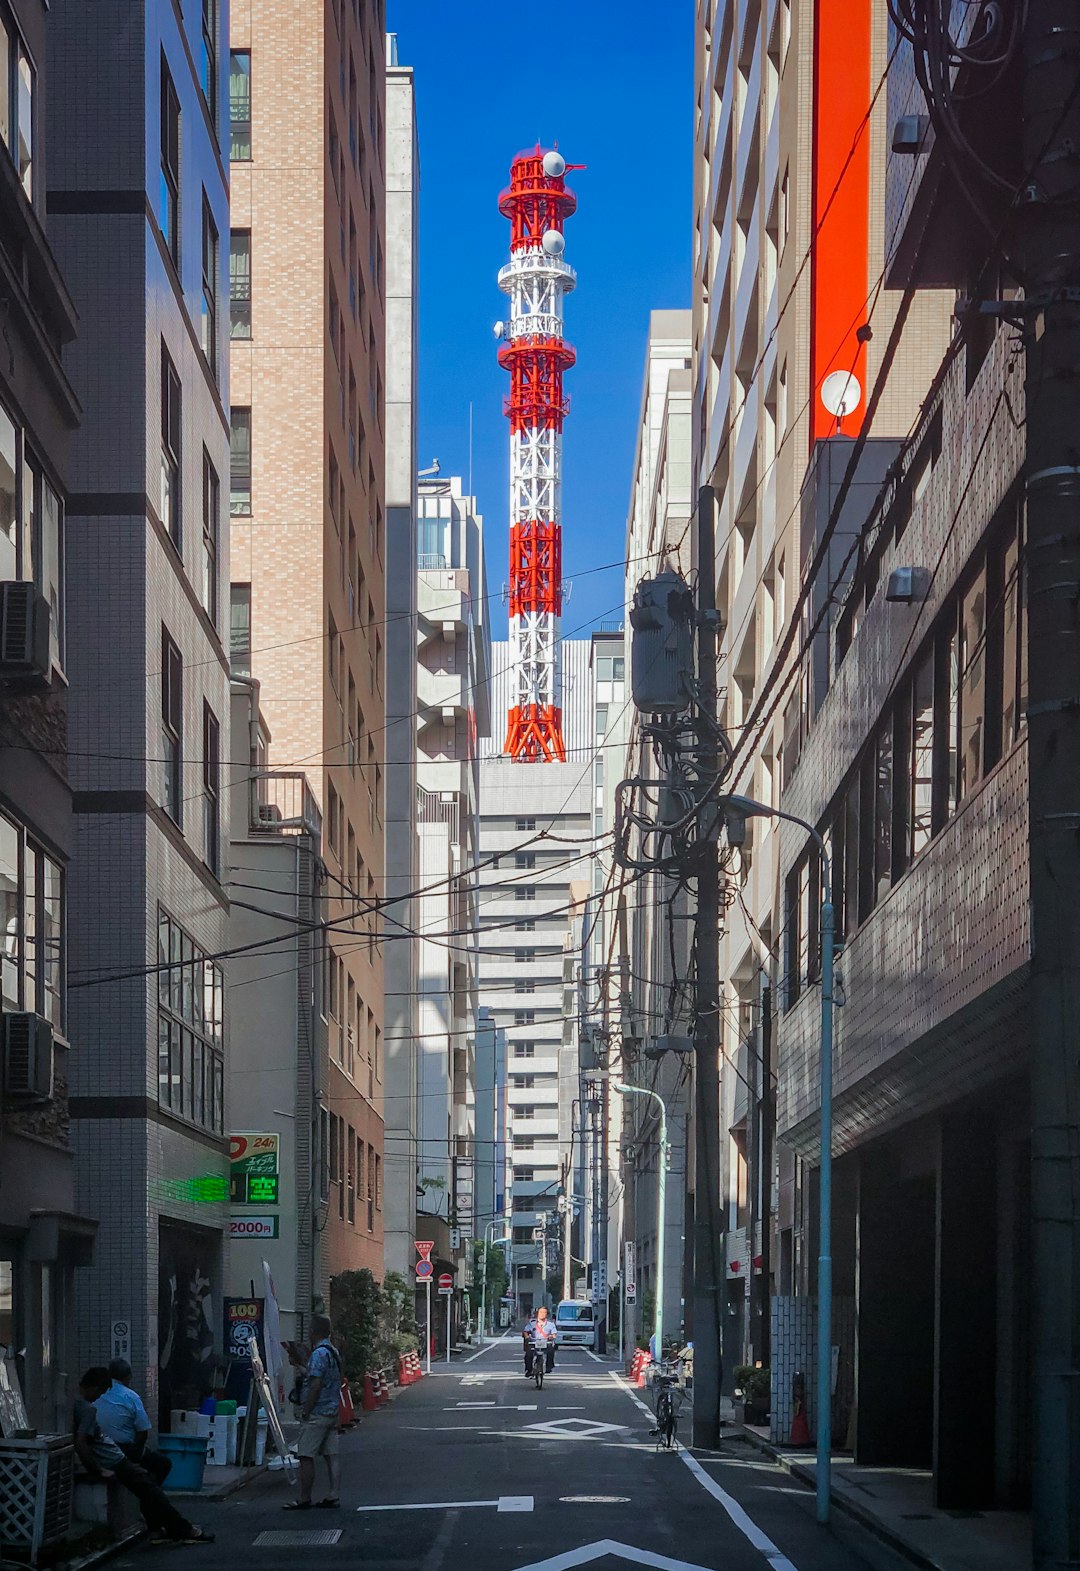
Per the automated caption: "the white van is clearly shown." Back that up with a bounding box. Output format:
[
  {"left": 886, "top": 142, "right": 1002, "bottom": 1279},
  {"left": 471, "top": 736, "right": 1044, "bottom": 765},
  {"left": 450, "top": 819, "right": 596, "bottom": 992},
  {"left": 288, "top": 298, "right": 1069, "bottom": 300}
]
[{"left": 554, "top": 1298, "right": 596, "bottom": 1349}]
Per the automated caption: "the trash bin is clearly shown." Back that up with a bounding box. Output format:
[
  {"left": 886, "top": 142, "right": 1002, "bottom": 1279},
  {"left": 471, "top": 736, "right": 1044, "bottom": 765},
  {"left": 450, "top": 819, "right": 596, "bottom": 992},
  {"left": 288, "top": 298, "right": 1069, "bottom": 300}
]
[{"left": 158, "top": 1434, "right": 209, "bottom": 1492}]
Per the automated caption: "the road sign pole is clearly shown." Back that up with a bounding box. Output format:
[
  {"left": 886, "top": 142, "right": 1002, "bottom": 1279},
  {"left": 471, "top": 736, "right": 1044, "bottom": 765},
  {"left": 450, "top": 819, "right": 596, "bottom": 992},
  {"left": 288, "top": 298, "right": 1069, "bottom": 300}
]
[
  {"left": 425, "top": 1278, "right": 432, "bottom": 1374},
  {"left": 446, "top": 1292, "right": 451, "bottom": 1366}
]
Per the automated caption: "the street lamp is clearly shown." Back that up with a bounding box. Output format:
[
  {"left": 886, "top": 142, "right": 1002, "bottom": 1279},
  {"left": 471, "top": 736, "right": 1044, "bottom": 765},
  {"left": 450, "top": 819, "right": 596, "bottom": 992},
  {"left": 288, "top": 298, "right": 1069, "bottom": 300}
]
[
  {"left": 480, "top": 1218, "right": 513, "bottom": 1343},
  {"left": 721, "top": 793, "right": 835, "bottom": 1526},
  {"left": 612, "top": 1082, "right": 668, "bottom": 1363}
]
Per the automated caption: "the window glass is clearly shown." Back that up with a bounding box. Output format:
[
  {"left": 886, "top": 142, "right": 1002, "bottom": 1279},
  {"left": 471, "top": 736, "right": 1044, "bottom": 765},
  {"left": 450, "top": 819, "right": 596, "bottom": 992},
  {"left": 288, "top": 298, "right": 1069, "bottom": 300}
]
[
  {"left": 230, "top": 407, "right": 251, "bottom": 514},
  {"left": 911, "top": 651, "right": 934, "bottom": 857},
  {"left": 201, "top": 199, "right": 218, "bottom": 372},
  {"left": 229, "top": 51, "right": 251, "bottom": 160},
  {"left": 16, "top": 41, "right": 31, "bottom": 196},
  {"left": 201, "top": 0, "right": 217, "bottom": 124},
  {"left": 0, "top": 19, "right": 10, "bottom": 155},
  {"left": 159, "top": 61, "right": 180, "bottom": 264},
  {"left": 160, "top": 348, "right": 181, "bottom": 545},
  {"left": 230, "top": 582, "right": 251, "bottom": 674},
  {"left": 0, "top": 815, "right": 18, "bottom": 1009},
  {"left": 958, "top": 567, "right": 987, "bottom": 800},
  {"left": 41, "top": 477, "right": 62, "bottom": 669},
  {"left": 40, "top": 852, "right": 61, "bottom": 1028},
  {"left": 875, "top": 722, "right": 893, "bottom": 903},
  {"left": 201, "top": 453, "right": 219, "bottom": 625},
  {"left": 0, "top": 407, "right": 15, "bottom": 579},
  {"left": 230, "top": 230, "right": 251, "bottom": 338}
]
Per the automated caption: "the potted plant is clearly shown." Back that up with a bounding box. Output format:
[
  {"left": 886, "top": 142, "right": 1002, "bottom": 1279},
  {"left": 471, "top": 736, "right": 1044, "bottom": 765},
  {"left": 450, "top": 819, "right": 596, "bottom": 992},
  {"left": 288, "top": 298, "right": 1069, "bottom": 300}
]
[{"left": 733, "top": 1364, "right": 771, "bottom": 1424}]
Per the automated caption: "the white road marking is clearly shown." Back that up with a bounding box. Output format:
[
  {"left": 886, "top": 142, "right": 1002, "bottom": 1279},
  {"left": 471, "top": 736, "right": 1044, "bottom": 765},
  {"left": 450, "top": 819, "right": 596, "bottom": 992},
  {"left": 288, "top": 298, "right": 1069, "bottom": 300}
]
[
  {"left": 453, "top": 1401, "right": 497, "bottom": 1407},
  {"left": 356, "top": 1495, "right": 534, "bottom": 1515},
  {"left": 511, "top": 1540, "right": 713, "bottom": 1571},
  {"left": 518, "top": 1404, "right": 538, "bottom": 1411},
  {"left": 607, "top": 1371, "right": 801, "bottom": 1571},
  {"left": 464, "top": 1331, "right": 512, "bottom": 1363},
  {"left": 585, "top": 1350, "right": 603, "bottom": 1363}
]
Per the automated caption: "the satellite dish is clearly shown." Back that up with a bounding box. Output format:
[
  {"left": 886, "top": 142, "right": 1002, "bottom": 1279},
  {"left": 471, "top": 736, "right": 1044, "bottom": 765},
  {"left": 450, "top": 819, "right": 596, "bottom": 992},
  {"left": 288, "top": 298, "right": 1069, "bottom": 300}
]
[
  {"left": 493, "top": 320, "right": 506, "bottom": 339},
  {"left": 820, "top": 370, "right": 862, "bottom": 419},
  {"left": 542, "top": 229, "right": 565, "bottom": 258},
  {"left": 543, "top": 151, "right": 566, "bottom": 178}
]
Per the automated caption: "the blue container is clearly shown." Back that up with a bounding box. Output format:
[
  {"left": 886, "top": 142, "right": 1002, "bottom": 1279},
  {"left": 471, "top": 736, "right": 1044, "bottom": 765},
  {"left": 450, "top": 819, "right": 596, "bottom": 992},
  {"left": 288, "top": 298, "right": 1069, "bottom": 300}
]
[{"left": 158, "top": 1434, "right": 209, "bottom": 1492}]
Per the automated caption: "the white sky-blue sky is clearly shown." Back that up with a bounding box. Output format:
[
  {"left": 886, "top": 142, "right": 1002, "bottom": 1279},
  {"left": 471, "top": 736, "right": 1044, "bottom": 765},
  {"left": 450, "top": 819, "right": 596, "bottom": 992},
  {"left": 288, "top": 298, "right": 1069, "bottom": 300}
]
[{"left": 387, "top": 3, "right": 693, "bottom": 638}]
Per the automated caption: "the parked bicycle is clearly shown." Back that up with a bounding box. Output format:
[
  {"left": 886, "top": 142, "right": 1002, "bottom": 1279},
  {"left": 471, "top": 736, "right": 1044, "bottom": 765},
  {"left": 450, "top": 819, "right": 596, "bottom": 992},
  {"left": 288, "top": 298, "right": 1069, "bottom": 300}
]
[{"left": 650, "top": 1363, "right": 686, "bottom": 1451}]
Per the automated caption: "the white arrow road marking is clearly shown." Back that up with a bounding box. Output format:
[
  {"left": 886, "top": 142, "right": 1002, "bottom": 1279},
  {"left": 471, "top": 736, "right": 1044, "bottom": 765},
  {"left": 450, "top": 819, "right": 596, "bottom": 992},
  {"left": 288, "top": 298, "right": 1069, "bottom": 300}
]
[
  {"left": 607, "top": 1371, "right": 801, "bottom": 1571},
  {"left": 356, "top": 1496, "right": 533, "bottom": 1514},
  {"left": 511, "top": 1539, "right": 713, "bottom": 1571}
]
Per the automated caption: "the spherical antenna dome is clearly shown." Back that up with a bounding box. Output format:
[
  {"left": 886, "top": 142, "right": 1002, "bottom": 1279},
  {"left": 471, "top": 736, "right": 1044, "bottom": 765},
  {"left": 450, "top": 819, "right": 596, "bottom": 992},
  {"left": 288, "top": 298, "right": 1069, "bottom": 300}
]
[
  {"left": 541, "top": 229, "right": 566, "bottom": 258},
  {"left": 493, "top": 320, "right": 506, "bottom": 339},
  {"left": 820, "top": 370, "right": 862, "bottom": 419},
  {"left": 543, "top": 151, "right": 566, "bottom": 178}
]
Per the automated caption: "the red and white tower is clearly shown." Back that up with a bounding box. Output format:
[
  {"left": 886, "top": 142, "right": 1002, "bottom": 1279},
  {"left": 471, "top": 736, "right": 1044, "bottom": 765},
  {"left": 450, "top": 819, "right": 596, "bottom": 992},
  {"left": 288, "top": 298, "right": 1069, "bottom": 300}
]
[{"left": 496, "top": 147, "right": 579, "bottom": 762}]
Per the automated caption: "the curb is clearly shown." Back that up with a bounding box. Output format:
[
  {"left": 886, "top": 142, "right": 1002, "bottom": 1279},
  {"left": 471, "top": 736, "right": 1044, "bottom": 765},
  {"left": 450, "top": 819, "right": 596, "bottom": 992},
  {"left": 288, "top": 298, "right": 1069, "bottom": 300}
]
[{"left": 732, "top": 1424, "right": 943, "bottom": 1571}]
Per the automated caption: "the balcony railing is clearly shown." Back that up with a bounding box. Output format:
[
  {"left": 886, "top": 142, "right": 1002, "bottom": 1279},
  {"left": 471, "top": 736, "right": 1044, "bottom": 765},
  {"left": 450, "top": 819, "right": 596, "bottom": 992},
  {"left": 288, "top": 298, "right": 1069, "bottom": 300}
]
[{"left": 250, "top": 770, "right": 322, "bottom": 839}]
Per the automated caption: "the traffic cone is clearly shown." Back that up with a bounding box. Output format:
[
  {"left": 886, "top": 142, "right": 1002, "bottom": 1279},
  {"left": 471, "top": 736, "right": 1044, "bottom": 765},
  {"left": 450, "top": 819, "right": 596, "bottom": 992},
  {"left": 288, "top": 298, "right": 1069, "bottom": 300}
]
[
  {"left": 361, "top": 1373, "right": 377, "bottom": 1412},
  {"left": 636, "top": 1352, "right": 652, "bottom": 1389},
  {"left": 398, "top": 1355, "right": 411, "bottom": 1386},
  {"left": 790, "top": 1397, "right": 811, "bottom": 1446},
  {"left": 376, "top": 1370, "right": 390, "bottom": 1406},
  {"left": 411, "top": 1352, "right": 424, "bottom": 1381}
]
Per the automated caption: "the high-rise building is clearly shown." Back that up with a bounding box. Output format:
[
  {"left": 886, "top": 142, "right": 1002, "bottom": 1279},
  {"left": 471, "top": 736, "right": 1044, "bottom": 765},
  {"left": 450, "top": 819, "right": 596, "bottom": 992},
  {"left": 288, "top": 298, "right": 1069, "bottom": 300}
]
[
  {"left": 0, "top": 0, "right": 89, "bottom": 1432},
  {"left": 49, "top": 0, "right": 232, "bottom": 1414},
  {"left": 229, "top": 0, "right": 387, "bottom": 1282},
  {"left": 614, "top": 313, "right": 694, "bottom": 1353},
  {"left": 691, "top": 0, "right": 950, "bottom": 1407},
  {"left": 478, "top": 640, "right": 596, "bottom": 1316},
  {"left": 413, "top": 475, "right": 490, "bottom": 1327},
  {"left": 381, "top": 33, "right": 420, "bottom": 1282}
]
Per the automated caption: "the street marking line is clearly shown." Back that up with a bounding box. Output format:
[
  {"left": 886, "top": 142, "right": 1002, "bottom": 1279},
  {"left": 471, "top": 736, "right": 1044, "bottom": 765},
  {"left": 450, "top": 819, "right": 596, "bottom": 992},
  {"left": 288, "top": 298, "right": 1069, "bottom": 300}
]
[
  {"left": 585, "top": 1350, "right": 603, "bottom": 1363},
  {"left": 464, "top": 1330, "right": 512, "bottom": 1363},
  {"left": 511, "top": 1539, "right": 713, "bottom": 1571},
  {"left": 607, "top": 1371, "right": 801, "bottom": 1571},
  {"left": 518, "top": 1404, "right": 538, "bottom": 1411},
  {"left": 453, "top": 1401, "right": 497, "bottom": 1407},
  {"left": 356, "top": 1496, "right": 534, "bottom": 1514}
]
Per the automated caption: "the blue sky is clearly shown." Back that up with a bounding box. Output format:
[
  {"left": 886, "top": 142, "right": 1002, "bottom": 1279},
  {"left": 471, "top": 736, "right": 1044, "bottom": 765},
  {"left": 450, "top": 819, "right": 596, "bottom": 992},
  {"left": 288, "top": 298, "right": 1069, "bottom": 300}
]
[{"left": 387, "top": 3, "right": 693, "bottom": 640}]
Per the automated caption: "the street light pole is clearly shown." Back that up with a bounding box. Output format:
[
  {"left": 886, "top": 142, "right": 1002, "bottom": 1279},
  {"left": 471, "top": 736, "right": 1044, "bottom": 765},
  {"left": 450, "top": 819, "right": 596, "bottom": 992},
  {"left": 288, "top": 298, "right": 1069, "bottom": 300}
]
[
  {"left": 721, "top": 795, "right": 833, "bottom": 1524},
  {"left": 613, "top": 1082, "right": 667, "bottom": 1361},
  {"left": 480, "top": 1219, "right": 512, "bottom": 1344}
]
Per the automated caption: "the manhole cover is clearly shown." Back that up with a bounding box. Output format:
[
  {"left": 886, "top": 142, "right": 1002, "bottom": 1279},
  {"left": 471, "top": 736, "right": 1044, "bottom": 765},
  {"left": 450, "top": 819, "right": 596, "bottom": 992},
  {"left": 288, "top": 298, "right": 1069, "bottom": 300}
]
[
  {"left": 253, "top": 1530, "right": 343, "bottom": 1547},
  {"left": 560, "top": 1496, "right": 632, "bottom": 1504}
]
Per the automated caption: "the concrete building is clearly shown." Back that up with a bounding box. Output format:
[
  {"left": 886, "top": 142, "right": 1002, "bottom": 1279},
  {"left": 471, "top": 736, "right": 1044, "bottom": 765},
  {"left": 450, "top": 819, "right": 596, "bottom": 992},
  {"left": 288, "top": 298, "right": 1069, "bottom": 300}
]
[
  {"left": 613, "top": 313, "right": 695, "bottom": 1354},
  {"left": 224, "top": 683, "right": 325, "bottom": 1347},
  {"left": 690, "top": 0, "right": 952, "bottom": 1401},
  {"left": 0, "top": 0, "right": 91, "bottom": 1433},
  {"left": 758, "top": 8, "right": 1032, "bottom": 1511},
  {"left": 412, "top": 475, "right": 490, "bottom": 1333},
  {"left": 49, "top": 0, "right": 232, "bottom": 1417},
  {"left": 478, "top": 639, "right": 596, "bottom": 1316},
  {"left": 381, "top": 33, "right": 420, "bottom": 1282},
  {"left": 229, "top": 0, "right": 387, "bottom": 1282}
]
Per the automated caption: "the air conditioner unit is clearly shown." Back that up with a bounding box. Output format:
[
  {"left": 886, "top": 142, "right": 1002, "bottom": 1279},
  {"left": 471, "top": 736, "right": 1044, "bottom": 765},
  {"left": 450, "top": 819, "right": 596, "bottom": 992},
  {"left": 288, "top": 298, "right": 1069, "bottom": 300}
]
[
  {"left": 0, "top": 583, "right": 50, "bottom": 679},
  {"left": 3, "top": 1012, "right": 55, "bottom": 1100}
]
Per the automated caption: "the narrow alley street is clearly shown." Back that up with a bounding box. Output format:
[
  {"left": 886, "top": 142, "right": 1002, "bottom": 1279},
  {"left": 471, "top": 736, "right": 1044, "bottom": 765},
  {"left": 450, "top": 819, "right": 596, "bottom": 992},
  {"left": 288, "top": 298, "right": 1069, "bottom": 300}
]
[{"left": 135, "top": 1338, "right": 911, "bottom": 1571}]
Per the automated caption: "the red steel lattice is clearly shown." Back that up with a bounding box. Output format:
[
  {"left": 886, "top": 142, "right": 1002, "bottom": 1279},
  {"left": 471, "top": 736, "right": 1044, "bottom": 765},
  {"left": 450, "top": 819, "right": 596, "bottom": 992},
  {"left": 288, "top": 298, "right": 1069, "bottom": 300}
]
[{"left": 508, "top": 523, "right": 563, "bottom": 618}]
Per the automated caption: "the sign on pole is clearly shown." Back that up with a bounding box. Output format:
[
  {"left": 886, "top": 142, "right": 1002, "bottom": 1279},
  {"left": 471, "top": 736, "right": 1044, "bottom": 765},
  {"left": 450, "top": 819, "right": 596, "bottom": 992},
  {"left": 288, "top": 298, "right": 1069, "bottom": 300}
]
[
  {"left": 110, "top": 1319, "right": 131, "bottom": 1362},
  {"left": 624, "top": 1242, "right": 637, "bottom": 1305},
  {"left": 438, "top": 1272, "right": 453, "bottom": 1294},
  {"left": 229, "top": 1133, "right": 280, "bottom": 1206},
  {"left": 416, "top": 1259, "right": 433, "bottom": 1280},
  {"left": 416, "top": 1239, "right": 434, "bottom": 1260},
  {"left": 425, "top": 1278, "right": 432, "bottom": 1374}
]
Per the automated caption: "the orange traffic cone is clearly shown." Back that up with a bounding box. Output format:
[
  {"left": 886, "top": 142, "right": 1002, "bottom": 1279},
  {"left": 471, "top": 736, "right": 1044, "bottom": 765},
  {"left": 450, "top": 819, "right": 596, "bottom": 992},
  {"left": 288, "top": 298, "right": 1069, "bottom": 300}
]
[
  {"left": 376, "top": 1370, "right": 390, "bottom": 1406},
  {"left": 790, "top": 1397, "right": 810, "bottom": 1446},
  {"left": 361, "top": 1373, "right": 377, "bottom": 1412},
  {"left": 636, "top": 1352, "right": 652, "bottom": 1389},
  {"left": 398, "top": 1355, "right": 411, "bottom": 1386}
]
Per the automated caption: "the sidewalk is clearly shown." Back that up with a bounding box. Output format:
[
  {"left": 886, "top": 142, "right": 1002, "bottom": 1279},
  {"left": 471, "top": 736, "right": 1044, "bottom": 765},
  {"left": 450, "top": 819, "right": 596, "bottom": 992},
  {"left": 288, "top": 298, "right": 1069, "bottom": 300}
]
[{"left": 735, "top": 1425, "right": 1032, "bottom": 1571}]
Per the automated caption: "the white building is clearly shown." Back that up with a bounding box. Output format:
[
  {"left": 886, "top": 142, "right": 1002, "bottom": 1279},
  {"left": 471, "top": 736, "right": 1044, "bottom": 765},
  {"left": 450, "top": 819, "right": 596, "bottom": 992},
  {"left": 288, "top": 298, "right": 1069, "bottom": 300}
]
[
  {"left": 414, "top": 476, "right": 491, "bottom": 1318},
  {"left": 478, "top": 640, "right": 602, "bottom": 1317}
]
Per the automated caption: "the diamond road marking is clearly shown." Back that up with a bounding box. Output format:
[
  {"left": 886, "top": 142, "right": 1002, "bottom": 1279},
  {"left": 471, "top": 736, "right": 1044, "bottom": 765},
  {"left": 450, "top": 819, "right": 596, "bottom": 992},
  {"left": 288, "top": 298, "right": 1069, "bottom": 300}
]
[
  {"left": 253, "top": 1530, "right": 342, "bottom": 1547},
  {"left": 511, "top": 1541, "right": 713, "bottom": 1571}
]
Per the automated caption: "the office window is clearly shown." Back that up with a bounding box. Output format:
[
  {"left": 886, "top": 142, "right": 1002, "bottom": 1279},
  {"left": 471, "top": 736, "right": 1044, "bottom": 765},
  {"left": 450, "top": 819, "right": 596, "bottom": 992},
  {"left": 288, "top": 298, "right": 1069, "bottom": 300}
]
[
  {"left": 203, "top": 703, "right": 220, "bottom": 875},
  {"left": 230, "top": 230, "right": 251, "bottom": 338},
  {"left": 201, "top": 198, "right": 218, "bottom": 372},
  {"left": 515, "top": 886, "right": 536, "bottom": 902},
  {"left": 159, "top": 60, "right": 180, "bottom": 265},
  {"left": 229, "top": 50, "right": 251, "bottom": 160},
  {"left": 201, "top": 451, "right": 219, "bottom": 625},
  {"left": 160, "top": 347, "right": 181, "bottom": 546},
  {"left": 347, "top": 1127, "right": 356, "bottom": 1222},
  {"left": 230, "top": 583, "right": 251, "bottom": 674},
  {"left": 161, "top": 628, "right": 183, "bottom": 824},
  {"left": 230, "top": 406, "right": 251, "bottom": 514},
  {"left": 513, "top": 1043, "right": 535, "bottom": 1058},
  {"left": 156, "top": 910, "right": 223, "bottom": 1130},
  {"left": 517, "top": 1105, "right": 535, "bottom": 1121},
  {"left": 513, "top": 1075, "right": 535, "bottom": 1090},
  {"left": 515, "top": 817, "right": 536, "bottom": 831},
  {"left": 367, "top": 1147, "right": 376, "bottom": 1229},
  {"left": 513, "top": 1011, "right": 535, "bottom": 1026},
  {"left": 0, "top": 812, "right": 63, "bottom": 1030},
  {"left": 200, "top": 0, "right": 217, "bottom": 127},
  {"left": 515, "top": 853, "right": 535, "bottom": 870},
  {"left": 0, "top": 8, "right": 33, "bottom": 198},
  {"left": 514, "top": 979, "right": 535, "bottom": 995},
  {"left": 0, "top": 405, "right": 64, "bottom": 671}
]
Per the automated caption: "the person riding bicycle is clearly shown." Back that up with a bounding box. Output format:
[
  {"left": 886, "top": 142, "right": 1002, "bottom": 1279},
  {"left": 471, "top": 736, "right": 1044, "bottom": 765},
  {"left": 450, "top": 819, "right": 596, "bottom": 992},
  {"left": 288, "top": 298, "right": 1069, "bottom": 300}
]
[{"left": 522, "top": 1306, "right": 556, "bottom": 1377}]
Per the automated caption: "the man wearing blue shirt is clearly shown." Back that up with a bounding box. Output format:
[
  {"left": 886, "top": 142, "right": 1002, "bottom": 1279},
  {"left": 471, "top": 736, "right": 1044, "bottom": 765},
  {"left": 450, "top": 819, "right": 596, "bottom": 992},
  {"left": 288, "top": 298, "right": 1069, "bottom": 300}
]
[
  {"left": 95, "top": 1359, "right": 171, "bottom": 1485},
  {"left": 284, "top": 1315, "right": 341, "bottom": 1511}
]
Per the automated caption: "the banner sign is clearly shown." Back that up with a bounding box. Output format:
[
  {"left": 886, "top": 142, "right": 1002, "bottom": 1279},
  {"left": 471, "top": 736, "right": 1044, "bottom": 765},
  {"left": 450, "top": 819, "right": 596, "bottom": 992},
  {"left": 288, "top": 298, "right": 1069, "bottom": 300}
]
[{"left": 229, "top": 1133, "right": 280, "bottom": 1205}]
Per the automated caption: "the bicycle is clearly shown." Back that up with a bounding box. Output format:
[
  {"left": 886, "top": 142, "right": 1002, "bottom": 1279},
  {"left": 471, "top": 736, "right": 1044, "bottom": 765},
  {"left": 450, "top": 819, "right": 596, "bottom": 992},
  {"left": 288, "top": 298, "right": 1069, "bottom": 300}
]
[
  {"left": 650, "top": 1366, "right": 685, "bottom": 1451},
  {"left": 529, "top": 1341, "right": 546, "bottom": 1390}
]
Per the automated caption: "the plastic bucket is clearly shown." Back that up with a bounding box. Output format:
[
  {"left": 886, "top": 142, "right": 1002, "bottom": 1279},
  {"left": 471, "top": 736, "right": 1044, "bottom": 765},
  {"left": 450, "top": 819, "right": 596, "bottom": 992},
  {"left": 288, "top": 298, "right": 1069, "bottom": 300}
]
[{"left": 159, "top": 1433, "right": 209, "bottom": 1491}]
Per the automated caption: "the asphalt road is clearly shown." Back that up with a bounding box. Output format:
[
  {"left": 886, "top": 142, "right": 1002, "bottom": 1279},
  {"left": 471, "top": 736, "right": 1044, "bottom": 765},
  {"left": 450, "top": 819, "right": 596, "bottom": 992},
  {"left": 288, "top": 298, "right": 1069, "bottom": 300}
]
[{"left": 121, "top": 1335, "right": 914, "bottom": 1571}]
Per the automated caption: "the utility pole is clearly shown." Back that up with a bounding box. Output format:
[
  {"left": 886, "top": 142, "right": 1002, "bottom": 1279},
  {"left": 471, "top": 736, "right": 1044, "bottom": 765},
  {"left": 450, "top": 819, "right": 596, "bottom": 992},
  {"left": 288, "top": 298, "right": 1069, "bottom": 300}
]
[
  {"left": 1023, "top": 5, "right": 1080, "bottom": 1561},
  {"left": 597, "top": 968, "right": 611, "bottom": 1353},
  {"left": 692, "top": 482, "right": 723, "bottom": 1449},
  {"left": 757, "top": 985, "right": 773, "bottom": 1371}
]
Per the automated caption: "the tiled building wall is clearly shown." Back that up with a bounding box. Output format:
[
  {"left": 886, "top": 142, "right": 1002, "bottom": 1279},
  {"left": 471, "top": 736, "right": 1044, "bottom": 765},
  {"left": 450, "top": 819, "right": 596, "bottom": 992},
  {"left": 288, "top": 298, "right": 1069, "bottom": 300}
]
[{"left": 776, "top": 330, "right": 1026, "bottom": 1154}]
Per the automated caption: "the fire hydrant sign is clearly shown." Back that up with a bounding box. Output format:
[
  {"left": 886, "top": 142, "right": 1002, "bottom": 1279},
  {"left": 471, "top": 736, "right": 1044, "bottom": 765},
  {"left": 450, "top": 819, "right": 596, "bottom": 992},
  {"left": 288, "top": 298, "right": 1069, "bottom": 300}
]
[{"left": 230, "top": 1132, "right": 280, "bottom": 1206}]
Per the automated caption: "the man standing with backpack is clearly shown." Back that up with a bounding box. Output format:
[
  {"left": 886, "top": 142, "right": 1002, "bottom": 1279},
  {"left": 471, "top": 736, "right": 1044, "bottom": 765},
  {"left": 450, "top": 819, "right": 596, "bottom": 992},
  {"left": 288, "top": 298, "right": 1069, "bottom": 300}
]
[{"left": 284, "top": 1315, "right": 342, "bottom": 1511}]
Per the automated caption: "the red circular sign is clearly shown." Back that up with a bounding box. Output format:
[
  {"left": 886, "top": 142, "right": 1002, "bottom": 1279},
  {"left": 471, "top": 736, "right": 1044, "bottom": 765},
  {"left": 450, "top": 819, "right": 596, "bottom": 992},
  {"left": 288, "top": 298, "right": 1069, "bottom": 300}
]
[
  {"left": 438, "top": 1273, "right": 453, "bottom": 1289},
  {"left": 415, "top": 1260, "right": 433, "bottom": 1279}
]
